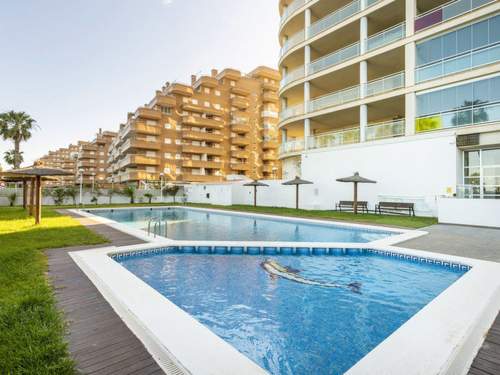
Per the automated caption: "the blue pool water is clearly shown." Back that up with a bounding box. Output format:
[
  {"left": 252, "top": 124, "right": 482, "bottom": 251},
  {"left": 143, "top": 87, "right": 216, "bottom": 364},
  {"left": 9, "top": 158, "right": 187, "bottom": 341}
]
[
  {"left": 92, "top": 208, "right": 397, "bottom": 243},
  {"left": 116, "top": 250, "right": 466, "bottom": 374}
]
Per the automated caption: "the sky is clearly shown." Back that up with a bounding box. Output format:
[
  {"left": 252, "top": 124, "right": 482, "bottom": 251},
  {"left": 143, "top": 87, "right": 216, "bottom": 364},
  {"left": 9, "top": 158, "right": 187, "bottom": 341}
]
[{"left": 0, "top": 0, "right": 280, "bottom": 166}]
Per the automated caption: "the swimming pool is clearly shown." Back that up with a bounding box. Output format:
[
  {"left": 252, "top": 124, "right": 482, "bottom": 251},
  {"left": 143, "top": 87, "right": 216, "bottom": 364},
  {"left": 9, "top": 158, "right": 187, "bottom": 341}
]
[
  {"left": 114, "top": 248, "right": 467, "bottom": 375},
  {"left": 91, "top": 207, "right": 399, "bottom": 243}
]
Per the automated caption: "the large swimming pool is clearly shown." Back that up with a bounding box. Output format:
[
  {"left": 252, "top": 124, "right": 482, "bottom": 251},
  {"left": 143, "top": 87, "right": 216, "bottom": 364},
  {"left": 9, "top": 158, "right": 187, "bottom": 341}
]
[
  {"left": 115, "top": 249, "right": 467, "bottom": 375},
  {"left": 92, "top": 207, "right": 399, "bottom": 243}
]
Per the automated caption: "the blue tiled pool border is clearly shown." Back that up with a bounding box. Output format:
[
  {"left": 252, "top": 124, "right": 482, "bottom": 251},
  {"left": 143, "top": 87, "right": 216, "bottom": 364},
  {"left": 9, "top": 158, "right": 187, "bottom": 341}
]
[{"left": 109, "top": 245, "right": 471, "bottom": 271}]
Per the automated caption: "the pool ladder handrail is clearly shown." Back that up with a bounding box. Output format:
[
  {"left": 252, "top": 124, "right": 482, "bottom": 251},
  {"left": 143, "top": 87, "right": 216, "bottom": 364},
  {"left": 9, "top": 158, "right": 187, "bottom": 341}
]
[{"left": 147, "top": 217, "right": 168, "bottom": 238}]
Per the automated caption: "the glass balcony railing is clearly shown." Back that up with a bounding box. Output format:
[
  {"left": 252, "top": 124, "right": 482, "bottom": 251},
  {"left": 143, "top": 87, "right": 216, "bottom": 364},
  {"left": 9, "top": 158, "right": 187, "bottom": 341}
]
[
  {"left": 279, "top": 103, "right": 305, "bottom": 122},
  {"left": 308, "top": 0, "right": 361, "bottom": 38},
  {"left": 365, "top": 119, "right": 405, "bottom": 141},
  {"left": 308, "top": 128, "right": 360, "bottom": 149},
  {"left": 416, "top": 102, "right": 500, "bottom": 133},
  {"left": 308, "top": 85, "right": 360, "bottom": 113},
  {"left": 280, "top": 65, "right": 305, "bottom": 88},
  {"left": 416, "top": 43, "right": 500, "bottom": 83},
  {"left": 415, "top": 0, "right": 494, "bottom": 32},
  {"left": 280, "top": 139, "right": 305, "bottom": 155},
  {"left": 309, "top": 42, "right": 360, "bottom": 75},
  {"left": 366, "top": 71, "right": 405, "bottom": 97},
  {"left": 280, "top": 0, "right": 308, "bottom": 26},
  {"left": 366, "top": 22, "right": 406, "bottom": 52},
  {"left": 281, "top": 30, "right": 305, "bottom": 57}
]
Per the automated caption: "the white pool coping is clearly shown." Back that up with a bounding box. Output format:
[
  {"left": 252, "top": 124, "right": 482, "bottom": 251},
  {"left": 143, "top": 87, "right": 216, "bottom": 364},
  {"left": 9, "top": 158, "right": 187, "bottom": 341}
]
[{"left": 68, "top": 207, "right": 500, "bottom": 375}]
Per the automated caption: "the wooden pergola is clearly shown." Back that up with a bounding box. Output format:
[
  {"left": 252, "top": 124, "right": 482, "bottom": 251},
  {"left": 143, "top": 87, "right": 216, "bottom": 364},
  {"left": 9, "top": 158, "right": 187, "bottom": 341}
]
[{"left": 0, "top": 164, "right": 72, "bottom": 224}]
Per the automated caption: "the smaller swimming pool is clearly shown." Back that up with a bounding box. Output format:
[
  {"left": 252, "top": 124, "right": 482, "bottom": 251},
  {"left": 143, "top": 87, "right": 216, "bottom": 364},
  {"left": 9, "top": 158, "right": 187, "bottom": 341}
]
[{"left": 91, "top": 207, "right": 401, "bottom": 243}]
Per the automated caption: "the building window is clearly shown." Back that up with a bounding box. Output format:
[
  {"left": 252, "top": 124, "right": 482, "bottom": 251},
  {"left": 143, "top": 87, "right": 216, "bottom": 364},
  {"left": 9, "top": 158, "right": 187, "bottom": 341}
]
[
  {"left": 192, "top": 99, "right": 198, "bottom": 105},
  {"left": 463, "top": 148, "right": 500, "bottom": 199},
  {"left": 416, "top": 15, "right": 500, "bottom": 83},
  {"left": 416, "top": 74, "right": 500, "bottom": 132},
  {"left": 165, "top": 138, "right": 172, "bottom": 144},
  {"left": 164, "top": 152, "right": 172, "bottom": 159},
  {"left": 215, "top": 90, "right": 221, "bottom": 96},
  {"left": 165, "top": 123, "right": 172, "bottom": 129},
  {"left": 175, "top": 153, "right": 181, "bottom": 160},
  {"left": 204, "top": 101, "right": 210, "bottom": 107},
  {"left": 204, "top": 87, "right": 210, "bottom": 94}
]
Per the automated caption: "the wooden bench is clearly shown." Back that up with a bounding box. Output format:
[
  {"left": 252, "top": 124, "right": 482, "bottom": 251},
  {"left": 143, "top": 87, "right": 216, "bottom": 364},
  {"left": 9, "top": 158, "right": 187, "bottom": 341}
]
[
  {"left": 375, "top": 202, "right": 415, "bottom": 216},
  {"left": 335, "top": 200, "right": 369, "bottom": 213}
]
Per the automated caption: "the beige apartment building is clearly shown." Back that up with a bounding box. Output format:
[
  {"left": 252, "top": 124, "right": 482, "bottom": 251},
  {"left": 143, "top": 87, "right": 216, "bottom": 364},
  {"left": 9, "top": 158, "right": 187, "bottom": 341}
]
[
  {"left": 76, "top": 130, "right": 117, "bottom": 185},
  {"left": 277, "top": 0, "right": 500, "bottom": 214},
  {"left": 37, "top": 144, "right": 80, "bottom": 185},
  {"left": 107, "top": 66, "right": 282, "bottom": 185}
]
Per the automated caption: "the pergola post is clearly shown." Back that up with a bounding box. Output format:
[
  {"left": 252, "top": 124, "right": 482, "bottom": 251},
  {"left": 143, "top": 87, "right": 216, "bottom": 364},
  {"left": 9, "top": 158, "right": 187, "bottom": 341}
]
[
  {"left": 353, "top": 181, "right": 358, "bottom": 215},
  {"left": 29, "top": 178, "right": 36, "bottom": 216},
  {"left": 253, "top": 185, "right": 257, "bottom": 207},
  {"left": 296, "top": 184, "right": 299, "bottom": 210},
  {"left": 22, "top": 180, "right": 27, "bottom": 209},
  {"left": 35, "top": 175, "right": 42, "bottom": 225}
]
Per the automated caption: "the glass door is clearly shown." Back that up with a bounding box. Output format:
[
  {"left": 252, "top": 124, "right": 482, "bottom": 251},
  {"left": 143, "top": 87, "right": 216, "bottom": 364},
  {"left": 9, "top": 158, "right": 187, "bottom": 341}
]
[{"left": 463, "top": 148, "right": 500, "bottom": 199}]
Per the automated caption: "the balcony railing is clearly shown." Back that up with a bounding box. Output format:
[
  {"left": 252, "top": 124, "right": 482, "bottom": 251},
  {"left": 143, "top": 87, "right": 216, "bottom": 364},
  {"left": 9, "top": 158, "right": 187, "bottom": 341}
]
[
  {"left": 281, "top": 30, "right": 305, "bottom": 56},
  {"left": 279, "top": 103, "right": 305, "bottom": 122},
  {"left": 415, "top": 0, "right": 494, "bottom": 33},
  {"left": 416, "top": 43, "right": 500, "bottom": 83},
  {"left": 308, "top": 127, "right": 360, "bottom": 149},
  {"left": 280, "top": 65, "right": 305, "bottom": 88},
  {"left": 309, "top": 0, "right": 361, "bottom": 38},
  {"left": 366, "top": 22, "right": 406, "bottom": 52},
  {"left": 456, "top": 184, "right": 500, "bottom": 199},
  {"left": 365, "top": 71, "right": 405, "bottom": 97},
  {"left": 280, "top": 0, "right": 308, "bottom": 26},
  {"left": 309, "top": 42, "right": 360, "bottom": 75},
  {"left": 415, "top": 102, "right": 500, "bottom": 133},
  {"left": 365, "top": 119, "right": 405, "bottom": 141},
  {"left": 280, "top": 139, "right": 305, "bottom": 156},
  {"left": 308, "top": 85, "right": 360, "bottom": 112}
]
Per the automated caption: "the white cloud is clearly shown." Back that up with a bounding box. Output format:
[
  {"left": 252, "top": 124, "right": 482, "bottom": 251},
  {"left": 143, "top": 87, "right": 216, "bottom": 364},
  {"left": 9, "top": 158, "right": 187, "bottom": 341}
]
[{"left": 162, "top": 0, "right": 174, "bottom": 6}]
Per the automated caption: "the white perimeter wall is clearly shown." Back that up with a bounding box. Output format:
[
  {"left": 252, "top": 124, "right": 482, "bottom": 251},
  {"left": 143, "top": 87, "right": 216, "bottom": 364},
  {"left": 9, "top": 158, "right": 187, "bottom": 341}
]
[
  {"left": 438, "top": 197, "right": 500, "bottom": 227},
  {"left": 184, "top": 133, "right": 459, "bottom": 217}
]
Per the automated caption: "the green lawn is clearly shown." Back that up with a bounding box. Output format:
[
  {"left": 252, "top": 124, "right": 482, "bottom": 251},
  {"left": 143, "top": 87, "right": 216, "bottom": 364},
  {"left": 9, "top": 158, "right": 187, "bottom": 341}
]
[
  {"left": 55, "top": 202, "right": 436, "bottom": 229},
  {"left": 0, "top": 207, "right": 107, "bottom": 374}
]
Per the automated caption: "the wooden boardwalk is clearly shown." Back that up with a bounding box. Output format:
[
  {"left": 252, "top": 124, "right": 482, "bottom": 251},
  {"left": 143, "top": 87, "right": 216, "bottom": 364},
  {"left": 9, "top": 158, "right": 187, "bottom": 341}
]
[
  {"left": 47, "top": 211, "right": 165, "bottom": 375},
  {"left": 47, "top": 210, "right": 500, "bottom": 375}
]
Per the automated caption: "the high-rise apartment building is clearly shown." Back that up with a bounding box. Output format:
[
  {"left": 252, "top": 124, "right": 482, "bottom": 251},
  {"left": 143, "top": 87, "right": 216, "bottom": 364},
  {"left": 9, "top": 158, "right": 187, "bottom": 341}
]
[
  {"left": 107, "top": 66, "right": 281, "bottom": 184},
  {"left": 37, "top": 144, "right": 80, "bottom": 185},
  {"left": 278, "top": 0, "right": 500, "bottom": 213},
  {"left": 76, "top": 130, "right": 117, "bottom": 185}
]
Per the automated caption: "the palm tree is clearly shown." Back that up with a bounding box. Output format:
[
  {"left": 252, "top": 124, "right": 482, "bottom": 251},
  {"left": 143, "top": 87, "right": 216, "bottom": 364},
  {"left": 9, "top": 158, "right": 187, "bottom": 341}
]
[
  {"left": 0, "top": 111, "right": 39, "bottom": 168},
  {"left": 3, "top": 150, "right": 23, "bottom": 168}
]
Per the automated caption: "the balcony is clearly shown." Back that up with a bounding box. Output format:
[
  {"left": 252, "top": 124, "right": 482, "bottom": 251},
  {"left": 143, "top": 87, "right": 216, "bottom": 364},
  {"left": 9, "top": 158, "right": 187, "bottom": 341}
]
[
  {"left": 232, "top": 97, "right": 250, "bottom": 109},
  {"left": 123, "top": 138, "right": 161, "bottom": 151},
  {"left": 231, "top": 163, "right": 251, "bottom": 171},
  {"left": 182, "top": 173, "right": 224, "bottom": 183},
  {"left": 262, "top": 139, "right": 279, "bottom": 149},
  {"left": 309, "top": 42, "right": 360, "bottom": 76},
  {"left": 132, "top": 122, "right": 162, "bottom": 135},
  {"left": 183, "top": 103, "right": 224, "bottom": 116},
  {"left": 280, "top": 103, "right": 304, "bottom": 122},
  {"left": 263, "top": 92, "right": 280, "bottom": 103},
  {"left": 77, "top": 160, "right": 95, "bottom": 168},
  {"left": 122, "top": 155, "right": 160, "bottom": 166},
  {"left": 366, "top": 22, "right": 406, "bottom": 52},
  {"left": 415, "top": 0, "right": 494, "bottom": 33},
  {"left": 231, "top": 123, "right": 251, "bottom": 133},
  {"left": 231, "top": 86, "right": 250, "bottom": 96},
  {"left": 232, "top": 150, "right": 250, "bottom": 159},
  {"left": 182, "top": 144, "right": 225, "bottom": 156},
  {"left": 261, "top": 110, "right": 279, "bottom": 119},
  {"left": 365, "top": 71, "right": 405, "bottom": 97},
  {"left": 365, "top": 119, "right": 405, "bottom": 141},
  {"left": 280, "top": 30, "right": 305, "bottom": 57},
  {"left": 231, "top": 136, "right": 251, "bottom": 146},
  {"left": 81, "top": 144, "right": 97, "bottom": 151},
  {"left": 168, "top": 84, "right": 193, "bottom": 97},
  {"left": 121, "top": 171, "right": 160, "bottom": 182},
  {"left": 135, "top": 108, "right": 162, "bottom": 120},
  {"left": 309, "top": 85, "right": 360, "bottom": 113},
  {"left": 194, "top": 76, "right": 218, "bottom": 88},
  {"left": 182, "top": 160, "right": 223, "bottom": 169},
  {"left": 280, "top": 65, "right": 305, "bottom": 89},
  {"left": 263, "top": 81, "right": 279, "bottom": 91},
  {"left": 308, "top": 0, "right": 361, "bottom": 39},
  {"left": 280, "top": 139, "right": 305, "bottom": 156},
  {"left": 182, "top": 130, "right": 224, "bottom": 143},
  {"left": 280, "top": 0, "right": 306, "bottom": 26},
  {"left": 182, "top": 115, "right": 224, "bottom": 129},
  {"left": 308, "top": 127, "right": 360, "bottom": 149},
  {"left": 262, "top": 164, "right": 276, "bottom": 173},
  {"left": 262, "top": 152, "right": 278, "bottom": 161},
  {"left": 153, "top": 95, "right": 176, "bottom": 107}
]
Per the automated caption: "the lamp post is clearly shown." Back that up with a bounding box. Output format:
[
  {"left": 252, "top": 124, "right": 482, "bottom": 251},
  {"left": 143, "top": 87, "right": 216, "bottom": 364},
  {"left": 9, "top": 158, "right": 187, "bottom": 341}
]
[
  {"left": 111, "top": 176, "right": 114, "bottom": 191},
  {"left": 160, "top": 173, "right": 164, "bottom": 203},
  {"left": 78, "top": 169, "right": 84, "bottom": 206}
]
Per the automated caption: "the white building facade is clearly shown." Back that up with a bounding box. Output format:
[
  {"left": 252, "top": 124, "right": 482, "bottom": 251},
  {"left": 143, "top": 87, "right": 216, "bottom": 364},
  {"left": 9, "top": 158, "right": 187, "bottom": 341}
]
[{"left": 278, "top": 0, "right": 500, "bottom": 218}]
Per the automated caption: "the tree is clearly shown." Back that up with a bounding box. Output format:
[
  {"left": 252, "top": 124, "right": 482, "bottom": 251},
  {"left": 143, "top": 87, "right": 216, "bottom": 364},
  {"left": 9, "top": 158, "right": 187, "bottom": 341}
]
[
  {"left": 7, "top": 193, "right": 17, "bottom": 207},
  {"left": 0, "top": 111, "right": 39, "bottom": 169},
  {"left": 144, "top": 192, "right": 154, "bottom": 204},
  {"left": 48, "top": 187, "right": 66, "bottom": 205},
  {"left": 121, "top": 185, "right": 136, "bottom": 204},
  {"left": 64, "top": 186, "right": 78, "bottom": 206},
  {"left": 163, "top": 185, "right": 180, "bottom": 203},
  {"left": 3, "top": 150, "right": 23, "bottom": 168}
]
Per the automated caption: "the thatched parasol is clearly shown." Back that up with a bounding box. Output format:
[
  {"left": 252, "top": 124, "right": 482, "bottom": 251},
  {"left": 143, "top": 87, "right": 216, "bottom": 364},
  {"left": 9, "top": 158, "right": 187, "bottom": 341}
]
[
  {"left": 336, "top": 172, "right": 376, "bottom": 214},
  {"left": 243, "top": 180, "right": 269, "bottom": 207},
  {"left": 282, "top": 176, "right": 313, "bottom": 209}
]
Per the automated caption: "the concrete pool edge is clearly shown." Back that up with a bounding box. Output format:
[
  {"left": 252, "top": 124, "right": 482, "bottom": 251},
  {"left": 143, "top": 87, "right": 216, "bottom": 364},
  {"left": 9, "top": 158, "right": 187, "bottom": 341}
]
[
  {"left": 70, "top": 241, "right": 500, "bottom": 375},
  {"left": 70, "top": 205, "right": 428, "bottom": 247}
]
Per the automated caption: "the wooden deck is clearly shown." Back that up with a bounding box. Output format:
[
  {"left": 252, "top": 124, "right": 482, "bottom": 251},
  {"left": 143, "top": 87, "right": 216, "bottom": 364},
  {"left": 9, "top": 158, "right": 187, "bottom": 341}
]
[
  {"left": 47, "top": 210, "right": 165, "bottom": 375},
  {"left": 47, "top": 210, "right": 500, "bottom": 375}
]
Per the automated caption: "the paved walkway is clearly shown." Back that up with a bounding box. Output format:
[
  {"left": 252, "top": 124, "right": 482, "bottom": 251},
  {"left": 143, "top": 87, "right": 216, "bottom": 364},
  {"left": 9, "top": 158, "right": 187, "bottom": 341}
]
[
  {"left": 400, "top": 224, "right": 500, "bottom": 375},
  {"left": 47, "top": 210, "right": 164, "bottom": 375},
  {"left": 399, "top": 224, "right": 500, "bottom": 263}
]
